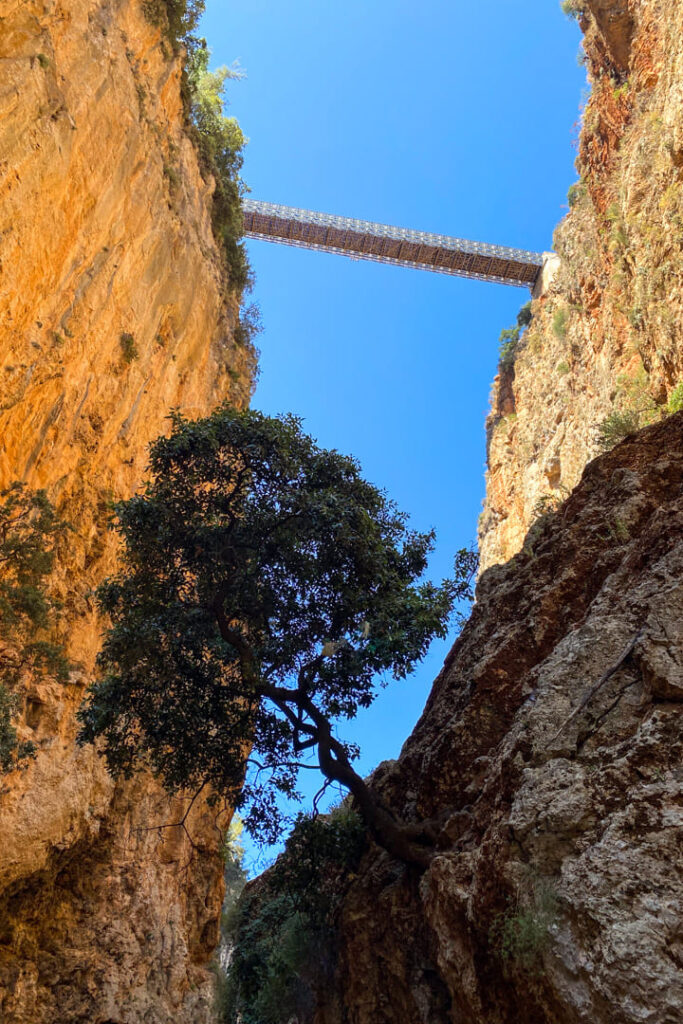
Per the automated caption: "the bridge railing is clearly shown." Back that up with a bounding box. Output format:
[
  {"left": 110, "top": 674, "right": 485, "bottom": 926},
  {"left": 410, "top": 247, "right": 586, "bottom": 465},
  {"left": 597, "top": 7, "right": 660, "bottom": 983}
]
[{"left": 242, "top": 199, "right": 543, "bottom": 288}]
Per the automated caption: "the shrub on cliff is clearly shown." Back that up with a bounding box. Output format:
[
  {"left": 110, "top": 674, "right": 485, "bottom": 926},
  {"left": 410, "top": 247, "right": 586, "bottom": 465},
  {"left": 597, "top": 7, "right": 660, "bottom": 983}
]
[
  {"left": 560, "top": 0, "right": 584, "bottom": 20},
  {"left": 498, "top": 300, "right": 533, "bottom": 371},
  {"left": 0, "top": 483, "right": 69, "bottom": 771},
  {"left": 222, "top": 807, "right": 365, "bottom": 1024},
  {"left": 79, "top": 406, "right": 476, "bottom": 866},
  {"left": 185, "top": 42, "right": 251, "bottom": 292},
  {"left": 142, "top": 0, "right": 251, "bottom": 294},
  {"left": 141, "top": 0, "right": 205, "bottom": 50}
]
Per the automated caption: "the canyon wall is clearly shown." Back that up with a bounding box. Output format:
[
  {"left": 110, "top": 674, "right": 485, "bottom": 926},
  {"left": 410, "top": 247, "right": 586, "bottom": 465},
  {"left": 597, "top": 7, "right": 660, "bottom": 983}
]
[
  {"left": 316, "top": 410, "right": 683, "bottom": 1024},
  {"left": 480, "top": 0, "right": 683, "bottom": 570},
  {"left": 0, "top": 1, "right": 252, "bottom": 1020},
  {"left": 300, "top": 1, "right": 683, "bottom": 1021}
]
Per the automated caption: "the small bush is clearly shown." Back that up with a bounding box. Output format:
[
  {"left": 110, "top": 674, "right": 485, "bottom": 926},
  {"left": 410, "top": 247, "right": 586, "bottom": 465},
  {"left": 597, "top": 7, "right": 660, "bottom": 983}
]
[
  {"left": 517, "top": 300, "right": 532, "bottom": 328},
  {"left": 37, "top": 53, "right": 50, "bottom": 69},
  {"left": 233, "top": 302, "right": 262, "bottom": 349},
  {"left": 140, "top": 2, "right": 252, "bottom": 297},
  {"left": 0, "top": 685, "right": 35, "bottom": 772},
  {"left": 560, "top": 0, "right": 583, "bottom": 19},
  {"left": 498, "top": 301, "right": 533, "bottom": 372},
  {"left": 498, "top": 326, "right": 520, "bottom": 371},
  {"left": 627, "top": 305, "right": 645, "bottom": 330},
  {"left": 223, "top": 808, "right": 366, "bottom": 1023},
  {"left": 0, "top": 484, "right": 69, "bottom": 771},
  {"left": 666, "top": 381, "right": 683, "bottom": 414},
  {"left": 120, "top": 332, "right": 138, "bottom": 363},
  {"left": 567, "top": 181, "right": 585, "bottom": 207},
  {"left": 184, "top": 43, "right": 250, "bottom": 292},
  {"left": 163, "top": 161, "right": 180, "bottom": 190},
  {"left": 491, "top": 877, "right": 558, "bottom": 973},
  {"left": 552, "top": 307, "right": 568, "bottom": 339},
  {"left": 141, "top": 0, "right": 205, "bottom": 51},
  {"left": 596, "top": 408, "right": 641, "bottom": 450},
  {"left": 556, "top": 361, "right": 570, "bottom": 375},
  {"left": 532, "top": 493, "right": 564, "bottom": 521}
]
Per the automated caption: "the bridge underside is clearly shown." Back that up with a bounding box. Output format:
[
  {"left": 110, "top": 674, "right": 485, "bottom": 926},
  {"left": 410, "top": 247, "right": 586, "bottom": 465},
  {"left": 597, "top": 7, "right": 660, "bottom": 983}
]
[{"left": 242, "top": 200, "right": 543, "bottom": 288}]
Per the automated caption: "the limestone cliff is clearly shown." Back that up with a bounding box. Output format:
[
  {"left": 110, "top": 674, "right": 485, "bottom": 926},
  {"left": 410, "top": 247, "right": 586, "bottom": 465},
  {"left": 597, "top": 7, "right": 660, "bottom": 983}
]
[
  {"left": 480, "top": 0, "right": 683, "bottom": 570},
  {"left": 0, "top": 1, "right": 252, "bottom": 1020},
  {"left": 314, "top": 410, "right": 683, "bottom": 1024},
  {"left": 242, "top": 2, "right": 683, "bottom": 1021}
]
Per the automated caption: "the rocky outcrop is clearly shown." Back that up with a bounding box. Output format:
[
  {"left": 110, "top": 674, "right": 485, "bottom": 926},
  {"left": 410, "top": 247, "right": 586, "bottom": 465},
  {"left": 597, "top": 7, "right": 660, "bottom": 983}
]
[
  {"left": 0, "top": 1, "right": 251, "bottom": 1019},
  {"left": 480, "top": 0, "right": 683, "bottom": 571},
  {"left": 316, "top": 411, "right": 683, "bottom": 1024}
]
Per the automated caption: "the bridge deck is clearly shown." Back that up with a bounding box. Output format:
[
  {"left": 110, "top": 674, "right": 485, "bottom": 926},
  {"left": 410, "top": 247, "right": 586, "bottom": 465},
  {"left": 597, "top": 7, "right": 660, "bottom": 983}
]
[{"left": 242, "top": 200, "right": 543, "bottom": 288}]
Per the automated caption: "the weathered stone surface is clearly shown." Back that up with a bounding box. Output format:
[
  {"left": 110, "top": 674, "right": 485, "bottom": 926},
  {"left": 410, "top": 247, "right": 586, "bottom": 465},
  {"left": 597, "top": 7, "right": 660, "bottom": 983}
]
[
  {"left": 0, "top": 1, "right": 250, "bottom": 1020},
  {"left": 316, "top": 413, "right": 683, "bottom": 1024},
  {"left": 480, "top": 0, "right": 683, "bottom": 572}
]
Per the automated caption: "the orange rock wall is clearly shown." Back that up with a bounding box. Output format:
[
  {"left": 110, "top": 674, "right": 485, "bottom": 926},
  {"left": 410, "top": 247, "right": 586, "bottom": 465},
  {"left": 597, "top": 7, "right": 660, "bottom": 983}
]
[
  {"left": 0, "top": 1, "right": 252, "bottom": 1019},
  {"left": 480, "top": 0, "right": 683, "bottom": 570}
]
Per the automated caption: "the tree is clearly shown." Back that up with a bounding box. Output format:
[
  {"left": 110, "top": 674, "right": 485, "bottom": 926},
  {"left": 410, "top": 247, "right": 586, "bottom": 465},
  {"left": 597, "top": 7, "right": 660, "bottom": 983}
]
[
  {"left": 78, "top": 407, "right": 476, "bottom": 866},
  {"left": 0, "top": 483, "right": 69, "bottom": 771}
]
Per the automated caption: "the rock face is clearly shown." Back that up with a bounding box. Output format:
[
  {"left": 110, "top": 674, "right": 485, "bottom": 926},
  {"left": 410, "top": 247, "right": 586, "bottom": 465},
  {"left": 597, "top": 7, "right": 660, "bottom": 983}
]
[
  {"left": 480, "top": 0, "right": 683, "bottom": 571},
  {"left": 304, "top": 2, "right": 683, "bottom": 1020},
  {"left": 317, "top": 411, "right": 683, "bottom": 1024},
  {"left": 0, "top": 1, "right": 252, "bottom": 1020}
]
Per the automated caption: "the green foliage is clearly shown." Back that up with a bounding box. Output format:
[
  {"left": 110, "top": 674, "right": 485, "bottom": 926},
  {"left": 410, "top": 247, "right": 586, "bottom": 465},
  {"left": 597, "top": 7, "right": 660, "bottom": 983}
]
[
  {"left": 120, "top": 332, "right": 138, "bottom": 364},
  {"left": 552, "top": 307, "right": 568, "bottom": 339},
  {"left": 37, "top": 53, "right": 50, "bottom": 69},
  {"left": 498, "top": 301, "right": 533, "bottom": 372},
  {"left": 141, "top": 0, "right": 205, "bottom": 51},
  {"left": 0, "top": 685, "right": 35, "bottom": 772},
  {"left": 491, "top": 878, "right": 558, "bottom": 973},
  {"left": 597, "top": 367, "right": 663, "bottom": 450},
  {"left": 233, "top": 302, "right": 262, "bottom": 350},
  {"left": 613, "top": 79, "right": 630, "bottom": 102},
  {"left": 556, "top": 360, "right": 570, "bottom": 375},
  {"left": 666, "top": 381, "right": 683, "bottom": 414},
  {"left": 79, "top": 407, "right": 458, "bottom": 845},
  {"left": 596, "top": 408, "right": 641, "bottom": 450},
  {"left": 140, "top": 1, "right": 250, "bottom": 294},
  {"left": 531, "top": 493, "right": 564, "bottom": 522},
  {"left": 223, "top": 808, "right": 365, "bottom": 1024},
  {"left": 605, "top": 202, "right": 628, "bottom": 253},
  {"left": 566, "top": 181, "right": 585, "bottom": 207},
  {"left": 0, "top": 483, "right": 69, "bottom": 771},
  {"left": 560, "top": 0, "right": 583, "bottom": 19},
  {"left": 451, "top": 546, "right": 478, "bottom": 631},
  {"left": 185, "top": 43, "right": 250, "bottom": 292},
  {"left": 517, "top": 301, "right": 532, "bottom": 328}
]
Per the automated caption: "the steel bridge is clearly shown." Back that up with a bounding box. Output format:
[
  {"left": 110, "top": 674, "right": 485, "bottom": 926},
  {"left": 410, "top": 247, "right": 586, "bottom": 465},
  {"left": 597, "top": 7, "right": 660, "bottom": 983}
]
[{"left": 242, "top": 199, "right": 544, "bottom": 289}]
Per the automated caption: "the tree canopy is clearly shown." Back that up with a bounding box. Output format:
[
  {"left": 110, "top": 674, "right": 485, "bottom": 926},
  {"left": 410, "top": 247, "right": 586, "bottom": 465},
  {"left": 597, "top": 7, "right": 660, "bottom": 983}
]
[{"left": 78, "top": 407, "right": 474, "bottom": 863}]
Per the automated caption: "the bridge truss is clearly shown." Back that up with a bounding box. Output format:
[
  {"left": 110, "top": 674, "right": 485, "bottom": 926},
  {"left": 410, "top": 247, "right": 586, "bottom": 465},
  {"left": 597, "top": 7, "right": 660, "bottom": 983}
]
[{"left": 242, "top": 199, "right": 543, "bottom": 289}]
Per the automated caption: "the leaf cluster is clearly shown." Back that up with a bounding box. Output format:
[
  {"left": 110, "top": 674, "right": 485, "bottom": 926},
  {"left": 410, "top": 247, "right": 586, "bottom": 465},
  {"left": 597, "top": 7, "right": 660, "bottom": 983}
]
[
  {"left": 596, "top": 408, "right": 641, "bottom": 450},
  {"left": 184, "top": 41, "right": 250, "bottom": 292},
  {"left": 141, "top": 0, "right": 205, "bottom": 50},
  {"left": 498, "top": 301, "right": 532, "bottom": 372},
  {"left": 141, "top": 0, "right": 251, "bottom": 295},
  {"left": 0, "top": 483, "right": 69, "bottom": 771},
  {"left": 222, "top": 808, "right": 365, "bottom": 1024}
]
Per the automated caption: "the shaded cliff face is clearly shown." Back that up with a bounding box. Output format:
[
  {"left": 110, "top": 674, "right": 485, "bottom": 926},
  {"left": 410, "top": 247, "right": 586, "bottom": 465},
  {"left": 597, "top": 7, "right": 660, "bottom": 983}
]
[
  {"left": 298, "top": 3, "right": 683, "bottom": 1020},
  {"left": 317, "top": 411, "right": 683, "bottom": 1024},
  {"left": 0, "top": 1, "right": 251, "bottom": 1019},
  {"left": 480, "top": 0, "right": 683, "bottom": 570}
]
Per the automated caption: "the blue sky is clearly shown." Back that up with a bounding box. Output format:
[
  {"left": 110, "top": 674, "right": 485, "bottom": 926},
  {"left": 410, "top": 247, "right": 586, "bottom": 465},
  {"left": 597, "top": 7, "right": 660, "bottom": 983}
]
[{"left": 200, "top": 0, "right": 585, "bottom": 870}]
